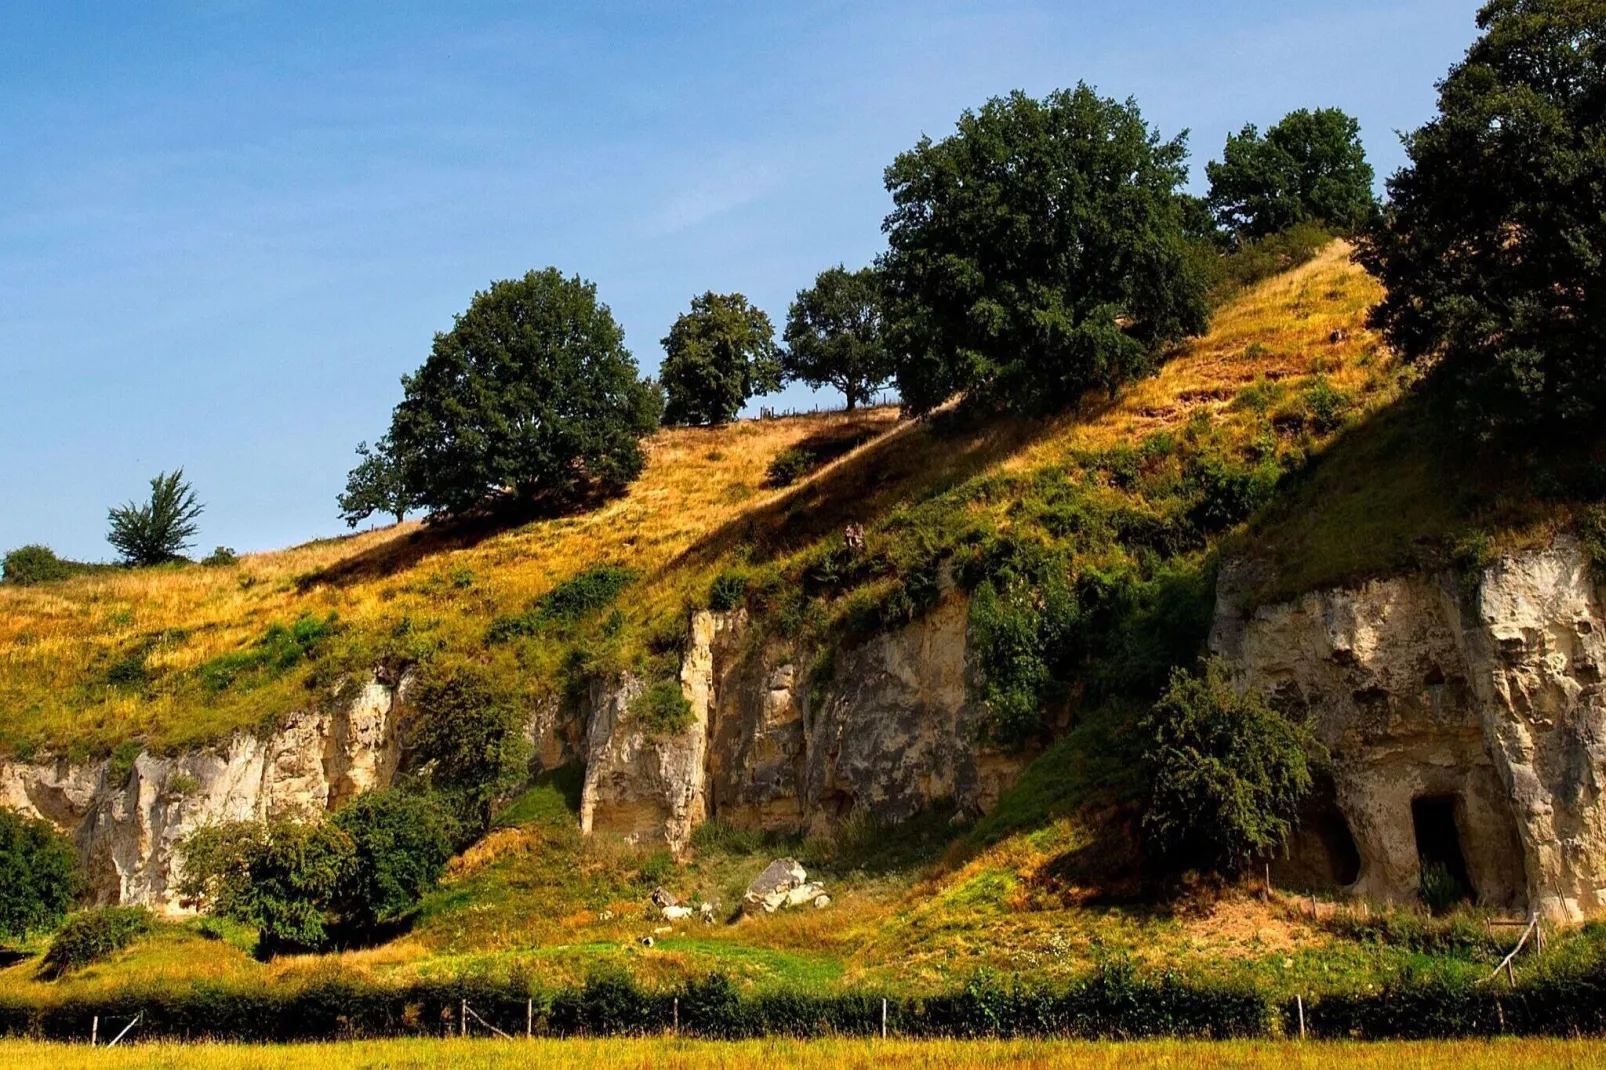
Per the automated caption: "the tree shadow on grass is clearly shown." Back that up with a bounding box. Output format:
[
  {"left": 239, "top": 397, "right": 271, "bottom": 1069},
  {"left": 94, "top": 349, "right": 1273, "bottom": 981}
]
[
  {"left": 294, "top": 487, "right": 626, "bottom": 591},
  {"left": 667, "top": 405, "right": 1082, "bottom": 576}
]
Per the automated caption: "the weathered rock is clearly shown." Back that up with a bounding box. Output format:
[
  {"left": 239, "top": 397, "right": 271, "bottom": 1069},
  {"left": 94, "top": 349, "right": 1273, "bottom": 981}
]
[
  {"left": 0, "top": 675, "right": 406, "bottom": 913},
  {"left": 584, "top": 595, "right": 1029, "bottom": 853},
  {"left": 742, "top": 857, "right": 811, "bottom": 915},
  {"left": 1213, "top": 537, "right": 1606, "bottom": 920}
]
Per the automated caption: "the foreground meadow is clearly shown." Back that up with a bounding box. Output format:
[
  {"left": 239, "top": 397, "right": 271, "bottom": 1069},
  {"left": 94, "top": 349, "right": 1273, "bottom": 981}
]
[{"left": 3, "top": 1038, "right": 1606, "bottom": 1070}]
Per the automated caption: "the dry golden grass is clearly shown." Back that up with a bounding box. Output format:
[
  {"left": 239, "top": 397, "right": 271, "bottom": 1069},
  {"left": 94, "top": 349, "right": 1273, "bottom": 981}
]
[
  {"left": 0, "top": 241, "right": 1393, "bottom": 760},
  {"left": 1, "top": 1037, "right": 1604, "bottom": 1070}
]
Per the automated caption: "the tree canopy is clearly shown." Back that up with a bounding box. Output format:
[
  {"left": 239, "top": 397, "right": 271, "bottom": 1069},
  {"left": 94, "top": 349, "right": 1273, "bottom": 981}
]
[
  {"left": 659, "top": 292, "right": 782, "bottom": 426},
  {"left": 1206, "top": 108, "right": 1378, "bottom": 241},
  {"left": 0, "top": 807, "right": 81, "bottom": 945},
  {"left": 879, "top": 85, "right": 1210, "bottom": 417},
  {"left": 781, "top": 266, "right": 894, "bottom": 411},
  {"left": 1358, "top": 0, "right": 1606, "bottom": 438},
  {"left": 386, "top": 269, "right": 662, "bottom": 516},
  {"left": 337, "top": 435, "right": 415, "bottom": 528},
  {"left": 107, "top": 470, "right": 204, "bottom": 567}
]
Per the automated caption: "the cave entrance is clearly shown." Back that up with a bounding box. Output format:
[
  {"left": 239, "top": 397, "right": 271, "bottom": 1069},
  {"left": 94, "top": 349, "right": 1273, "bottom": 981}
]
[{"left": 1412, "top": 794, "right": 1473, "bottom": 909}]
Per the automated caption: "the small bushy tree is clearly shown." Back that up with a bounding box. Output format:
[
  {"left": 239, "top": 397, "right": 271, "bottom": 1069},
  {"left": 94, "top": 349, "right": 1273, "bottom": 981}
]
[
  {"left": 781, "top": 266, "right": 894, "bottom": 411},
  {"left": 409, "top": 661, "right": 531, "bottom": 828},
  {"left": 1359, "top": 0, "right": 1606, "bottom": 437},
  {"left": 337, "top": 435, "right": 415, "bottom": 527},
  {"left": 0, "top": 807, "right": 82, "bottom": 946},
  {"left": 179, "top": 791, "right": 455, "bottom": 954},
  {"left": 387, "top": 269, "right": 662, "bottom": 516},
  {"left": 330, "top": 790, "right": 457, "bottom": 929},
  {"left": 40, "top": 906, "right": 153, "bottom": 976},
  {"left": 1206, "top": 108, "right": 1378, "bottom": 241},
  {"left": 107, "top": 470, "right": 204, "bottom": 566},
  {"left": 1140, "top": 661, "right": 1318, "bottom": 876},
  {"left": 659, "top": 292, "right": 782, "bottom": 426},
  {"left": 2, "top": 545, "right": 74, "bottom": 586},
  {"left": 880, "top": 85, "right": 1210, "bottom": 417}
]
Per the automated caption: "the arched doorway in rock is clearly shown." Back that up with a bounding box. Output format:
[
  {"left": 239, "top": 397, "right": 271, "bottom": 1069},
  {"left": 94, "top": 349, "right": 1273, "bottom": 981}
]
[
  {"left": 1412, "top": 794, "right": 1474, "bottom": 911},
  {"left": 1270, "top": 775, "right": 1361, "bottom": 890}
]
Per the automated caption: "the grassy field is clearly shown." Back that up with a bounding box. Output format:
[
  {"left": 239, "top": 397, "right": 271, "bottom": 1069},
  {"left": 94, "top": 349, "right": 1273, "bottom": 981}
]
[{"left": 3, "top": 1038, "right": 1606, "bottom": 1070}]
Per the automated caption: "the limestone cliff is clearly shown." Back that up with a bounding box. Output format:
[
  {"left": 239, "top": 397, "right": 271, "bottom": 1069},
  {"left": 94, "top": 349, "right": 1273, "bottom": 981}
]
[
  {"left": 580, "top": 597, "right": 1027, "bottom": 854},
  {"left": 0, "top": 677, "right": 403, "bottom": 912},
  {"left": 1212, "top": 537, "right": 1606, "bottom": 920}
]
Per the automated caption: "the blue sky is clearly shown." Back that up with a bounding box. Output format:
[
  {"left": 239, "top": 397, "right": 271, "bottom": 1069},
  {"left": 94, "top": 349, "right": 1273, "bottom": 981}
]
[{"left": 2, "top": 0, "right": 1476, "bottom": 560}]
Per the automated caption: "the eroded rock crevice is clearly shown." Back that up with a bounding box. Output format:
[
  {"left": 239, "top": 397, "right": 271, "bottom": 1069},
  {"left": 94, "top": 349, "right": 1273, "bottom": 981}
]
[{"left": 1215, "top": 538, "right": 1606, "bottom": 919}]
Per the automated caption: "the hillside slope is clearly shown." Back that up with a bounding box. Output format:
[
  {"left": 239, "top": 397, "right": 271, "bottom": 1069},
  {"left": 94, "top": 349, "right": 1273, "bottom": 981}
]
[{"left": 0, "top": 241, "right": 1392, "bottom": 761}]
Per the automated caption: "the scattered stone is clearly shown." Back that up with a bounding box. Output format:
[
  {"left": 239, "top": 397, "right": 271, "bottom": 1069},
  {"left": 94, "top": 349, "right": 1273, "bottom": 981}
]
[
  {"left": 742, "top": 858, "right": 827, "bottom": 915},
  {"left": 640, "top": 936, "right": 654, "bottom": 948},
  {"left": 844, "top": 524, "right": 867, "bottom": 553},
  {"left": 597, "top": 909, "right": 614, "bottom": 922},
  {"left": 1329, "top": 328, "right": 1349, "bottom": 344},
  {"left": 650, "top": 887, "right": 679, "bottom": 910},
  {"left": 699, "top": 901, "right": 718, "bottom": 924},
  {"left": 813, "top": 894, "right": 832, "bottom": 909},
  {"left": 662, "top": 904, "right": 694, "bottom": 921},
  {"left": 653, "top": 925, "right": 672, "bottom": 935}
]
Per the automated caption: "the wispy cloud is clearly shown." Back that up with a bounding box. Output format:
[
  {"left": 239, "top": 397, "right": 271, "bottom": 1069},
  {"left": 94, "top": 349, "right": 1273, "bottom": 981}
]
[{"left": 649, "top": 153, "right": 781, "bottom": 235}]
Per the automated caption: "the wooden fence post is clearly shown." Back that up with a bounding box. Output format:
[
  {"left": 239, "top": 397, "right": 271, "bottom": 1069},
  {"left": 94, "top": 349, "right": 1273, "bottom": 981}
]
[
  {"left": 1296, "top": 995, "right": 1305, "bottom": 1041},
  {"left": 90, "top": 1016, "right": 98, "bottom": 1046},
  {"left": 460, "top": 999, "right": 467, "bottom": 1037},
  {"left": 881, "top": 998, "right": 888, "bottom": 1039},
  {"left": 526, "top": 998, "right": 533, "bottom": 1039},
  {"left": 673, "top": 996, "right": 679, "bottom": 1035}
]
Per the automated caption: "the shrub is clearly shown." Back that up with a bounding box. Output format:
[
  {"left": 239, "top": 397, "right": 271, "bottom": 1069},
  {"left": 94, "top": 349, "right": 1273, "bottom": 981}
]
[
  {"left": 630, "top": 680, "right": 693, "bottom": 736},
  {"left": 178, "top": 818, "right": 354, "bottom": 954},
  {"left": 106, "top": 469, "right": 204, "bottom": 566},
  {"left": 1581, "top": 505, "right": 1606, "bottom": 582},
  {"left": 1, "top": 546, "right": 74, "bottom": 586},
  {"left": 487, "top": 565, "right": 637, "bottom": 642},
  {"left": 409, "top": 661, "right": 531, "bottom": 827},
  {"left": 0, "top": 808, "right": 82, "bottom": 945},
  {"left": 1140, "top": 660, "right": 1320, "bottom": 875},
  {"left": 1302, "top": 376, "right": 1352, "bottom": 434},
  {"left": 1419, "top": 861, "right": 1472, "bottom": 916},
  {"left": 200, "top": 546, "right": 238, "bottom": 567},
  {"left": 40, "top": 906, "right": 153, "bottom": 976},
  {"left": 881, "top": 85, "right": 1209, "bottom": 416},
  {"left": 330, "top": 790, "right": 458, "bottom": 930},
  {"left": 707, "top": 570, "right": 749, "bottom": 612},
  {"left": 198, "top": 613, "right": 339, "bottom": 694},
  {"left": 765, "top": 448, "right": 817, "bottom": 488},
  {"left": 386, "top": 268, "right": 663, "bottom": 516}
]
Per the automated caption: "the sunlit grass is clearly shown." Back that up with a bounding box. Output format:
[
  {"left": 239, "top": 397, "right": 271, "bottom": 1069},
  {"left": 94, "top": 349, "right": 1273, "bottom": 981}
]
[{"left": 1, "top": 1038, "right": 1604, "bottom": 1070}]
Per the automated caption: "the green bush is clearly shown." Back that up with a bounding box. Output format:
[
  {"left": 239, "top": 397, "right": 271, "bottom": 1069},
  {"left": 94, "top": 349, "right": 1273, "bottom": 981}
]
[
  {"left": 201, "top": 546, "right": 239, "bottom": 567},
  {"left": 487, "top": 564, "right": 637, "bottom": 642},
  {"left": 40, "top": 906, "right": 153, "bottom": 976},
  {"left": 707, "top": 570, "right": 749, "bottom": 612},
  {"left": 330, "top": 789, "right": 458, "bottom": 929},
  {"left": 630, "top": 679, "right": 693, "bottom": 736},
  {"left": 1581, "top": 505, "right": 1606, "bottom": 582},
  {"left": 1140, "top": 660, "right": 1320, "bottom": 876},
  {"left": 766, "top": 448, "right": 817, "bottom": 488},
  {"left": 1302, "top": 376, "right": 1352, "bottom": 434},
  {"left": 409, "top": 661, "right": 531, "bottom": 827},
  {"left": 198, "top": 613, "right": 339, "bottom": 694},
  {"left": 1, "top": 546, "right": 77, "bottom": 586},
  {"left": 0, "top": 808, "right": 82, "bottom": 945}
]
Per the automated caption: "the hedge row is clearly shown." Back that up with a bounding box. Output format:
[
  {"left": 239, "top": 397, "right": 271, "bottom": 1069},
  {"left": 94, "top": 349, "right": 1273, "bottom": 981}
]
[{"left": 2, "top": 965, "right": 1605, "bottom": 1042}]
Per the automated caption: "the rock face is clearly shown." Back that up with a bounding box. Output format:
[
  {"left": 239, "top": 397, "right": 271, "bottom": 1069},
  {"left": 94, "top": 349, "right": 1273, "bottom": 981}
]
[
  {"left": 1213, "top": 538, "right": 1606, "bottom": 920},
  {"left": 580, "top": 598, "right": 1028, "bottom": 855},
  {"left": 0, "top": 677, "right": 404, "bottom": 913}
]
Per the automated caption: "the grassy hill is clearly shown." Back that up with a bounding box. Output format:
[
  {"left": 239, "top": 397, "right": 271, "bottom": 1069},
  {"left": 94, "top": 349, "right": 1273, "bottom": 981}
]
[
  {"left": 5, "top": 241, "right": 1602, "bottom": 1015},
  {"left": 1, "top": 240, "right": 1401, "bottom": 761}
]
